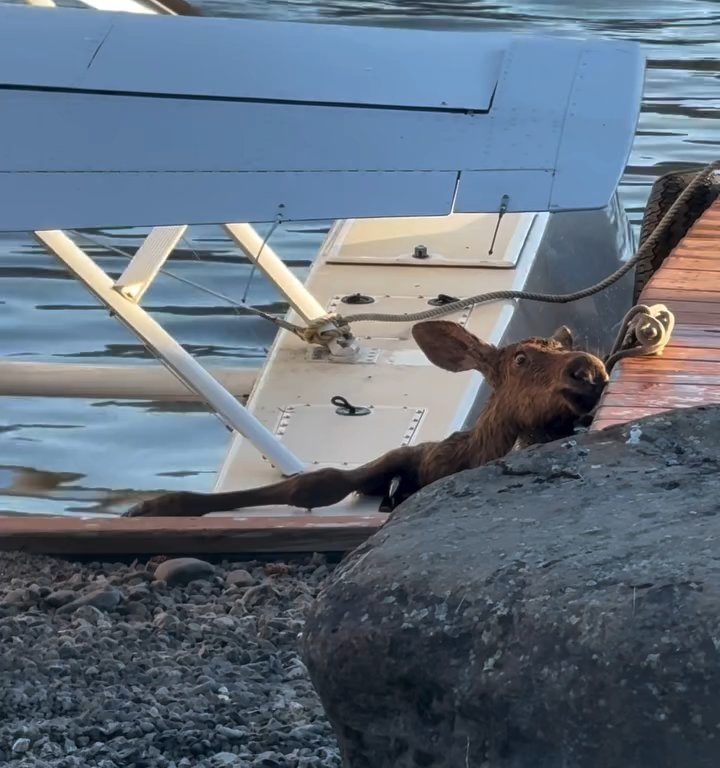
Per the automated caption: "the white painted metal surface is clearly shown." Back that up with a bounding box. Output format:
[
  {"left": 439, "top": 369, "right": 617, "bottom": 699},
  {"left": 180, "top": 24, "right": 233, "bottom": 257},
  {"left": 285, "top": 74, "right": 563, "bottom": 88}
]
[
  {"left": 34, "top": 230, "right": 306, "bottom": 476},
  {"left": 82, "top": 0, "right": 154, "bottom": 12},
  {"left": 223, "top": 224, "right": 326, "bottom": 324},
  {"left": 0, "top": 362, "right": 257, "bottom": 400},
  {"left": 1, "top": 161, "right": 458, "bottom": 232},
  {"left": 114, "top": 225, "right": 187, "bottom": 302},
  {"left": 273, "top": 405, "right": 426, "bottom": 466},
  {"left": 0, "top": 5, "right": 645, "bottom": 229},
  {"left": 0, "top": 5, "right": 503, "bottom": 111},
  {"left": 328, "top": 212, "right": 534, "bottom": 268},
  {"left": 34, "top": 0, "right": 156, "bottom": 11}
]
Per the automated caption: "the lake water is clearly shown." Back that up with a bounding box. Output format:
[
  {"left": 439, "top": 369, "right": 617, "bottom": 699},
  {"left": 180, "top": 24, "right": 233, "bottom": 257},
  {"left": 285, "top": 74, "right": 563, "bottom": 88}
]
[{"left": 0, "top": 0, "right": 718, "bottom": 516}]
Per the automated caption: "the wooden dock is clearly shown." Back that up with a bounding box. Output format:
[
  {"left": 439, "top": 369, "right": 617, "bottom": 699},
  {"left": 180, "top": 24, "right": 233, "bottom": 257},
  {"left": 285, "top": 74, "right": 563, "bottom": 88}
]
[{"left": 593, "top": 197, "right": 720, "bottom": 431}]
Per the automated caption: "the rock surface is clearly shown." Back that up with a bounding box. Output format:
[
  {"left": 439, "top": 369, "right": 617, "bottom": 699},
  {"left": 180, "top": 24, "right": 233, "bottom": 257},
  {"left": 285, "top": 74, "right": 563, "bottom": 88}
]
[
  {"left": 0, "top": 552, "right": 339, "bottom": 767},
  {"left": 302, "top": 405, "right": 720, "bottom": 768}
]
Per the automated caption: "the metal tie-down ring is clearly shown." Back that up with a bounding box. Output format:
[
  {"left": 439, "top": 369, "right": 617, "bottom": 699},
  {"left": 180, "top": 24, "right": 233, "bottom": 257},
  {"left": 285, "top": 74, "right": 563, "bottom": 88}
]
[{"left": 331, "top": 395, "right": 371, "bottom": 416}]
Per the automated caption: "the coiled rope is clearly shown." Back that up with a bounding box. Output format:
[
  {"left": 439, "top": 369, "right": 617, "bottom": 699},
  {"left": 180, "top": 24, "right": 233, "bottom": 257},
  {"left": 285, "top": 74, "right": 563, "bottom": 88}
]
[{"left": 603, "top": 303, "right": 675, "bottom": 373}]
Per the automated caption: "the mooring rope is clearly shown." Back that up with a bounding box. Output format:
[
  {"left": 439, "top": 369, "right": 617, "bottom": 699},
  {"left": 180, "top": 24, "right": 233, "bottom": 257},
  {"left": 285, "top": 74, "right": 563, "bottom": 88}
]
[{"left": 333, "top": 159, "right": 720, "bottom": 327}]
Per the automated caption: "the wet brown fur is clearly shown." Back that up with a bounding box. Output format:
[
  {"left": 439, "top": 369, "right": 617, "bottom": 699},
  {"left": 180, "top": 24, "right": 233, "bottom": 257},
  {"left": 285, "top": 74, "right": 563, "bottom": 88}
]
[{"left": 124, "top": 321, "right": 608, "bottom": 518}]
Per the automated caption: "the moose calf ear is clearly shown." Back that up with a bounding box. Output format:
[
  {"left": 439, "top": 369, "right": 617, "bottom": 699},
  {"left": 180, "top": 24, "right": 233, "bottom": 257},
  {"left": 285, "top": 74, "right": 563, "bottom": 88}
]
[
  {"left": 551, "top": 326, "right": 574, "bottom": 350},
  {"left": 412, "top": 321, "right": 498, "bottom": 374}
]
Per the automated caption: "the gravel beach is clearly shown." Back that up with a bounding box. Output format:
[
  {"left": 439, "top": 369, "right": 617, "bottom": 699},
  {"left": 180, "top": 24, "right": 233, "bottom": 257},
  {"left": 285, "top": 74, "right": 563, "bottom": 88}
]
[{"left": 0, "top": 551, "right": 340, "bottom": 768}]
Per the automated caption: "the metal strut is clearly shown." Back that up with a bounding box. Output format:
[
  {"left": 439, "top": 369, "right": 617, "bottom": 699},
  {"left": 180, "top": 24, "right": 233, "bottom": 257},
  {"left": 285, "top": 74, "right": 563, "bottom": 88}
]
[{"left": 34, "top": 230, "right": 306, "bottom": 477}]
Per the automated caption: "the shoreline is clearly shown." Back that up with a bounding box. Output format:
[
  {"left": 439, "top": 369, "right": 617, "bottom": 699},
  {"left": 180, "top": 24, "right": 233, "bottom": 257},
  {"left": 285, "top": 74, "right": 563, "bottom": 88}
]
[{"left": 0, "top": 551, "right": 339, "bottom": 768}]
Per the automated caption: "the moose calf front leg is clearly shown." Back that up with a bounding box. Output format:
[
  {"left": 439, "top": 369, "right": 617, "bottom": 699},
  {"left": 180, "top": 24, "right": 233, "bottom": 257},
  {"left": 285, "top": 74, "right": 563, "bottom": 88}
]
[
  {"left": 123, "top": 467, "right": 360, "bottom": 518},
  {"left": 123, "top": 490, "right": 208, "bottom": 518}
]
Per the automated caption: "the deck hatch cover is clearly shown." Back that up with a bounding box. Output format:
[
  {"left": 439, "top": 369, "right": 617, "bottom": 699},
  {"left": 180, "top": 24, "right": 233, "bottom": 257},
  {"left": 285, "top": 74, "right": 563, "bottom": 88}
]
[
  {"left": 328, "top": 213, "right": 534, "bottom": 268},
  {"left": 273, "top": 404, "right": 425, "bottom": 466}
]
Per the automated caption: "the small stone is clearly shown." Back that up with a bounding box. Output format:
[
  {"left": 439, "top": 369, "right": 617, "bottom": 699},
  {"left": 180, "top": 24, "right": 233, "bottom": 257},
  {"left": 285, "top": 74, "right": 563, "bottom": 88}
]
[
  {"left": 153, "top": 611, "right": 179, "bottom": 632},
  {"left": 2, "top": 588, "right": 30, "bottom": 606},
  {"left": 45, "top": 589, "right": 77, "bottom": 607},
  {"left": 40, "top": 741, "right": 63, "bottom": 758},
  {"left": 187, "top": 578, "right": 213, "bottom": 593},
  {"left": 126, "top": 601, "right": 149, "bottom": 621},
  {"left": 252, "top": 751, "right": 284, "bottom": 767},
  {"left": 214, "top": 616, "right": 236, "bottom": 630},
  {"left": 216, "top": 725, "right": 246, "bottom": 740},
  {"left": 57, "top": 587, "right": 123, "bottom": 615},
  {"left": 12, "top": 738, "right": 31, "bottom": 754},
  {"left": 126, "top": 584, "right": 151, "bottom": 601},
  {"left": 73, "top": 604, "right": 105, "bottom": 624},
  {"left": 58, "top": 641, "right": 78, "bottom": 659},
  {"left": 212, "top": 752, "right": 240, "bottom": 766},
  {"left": 225, "top": 569, "right": 255, "bottom": 588},
  {"left": 154, "top": 557, "right": 215, "bottom": 586}
]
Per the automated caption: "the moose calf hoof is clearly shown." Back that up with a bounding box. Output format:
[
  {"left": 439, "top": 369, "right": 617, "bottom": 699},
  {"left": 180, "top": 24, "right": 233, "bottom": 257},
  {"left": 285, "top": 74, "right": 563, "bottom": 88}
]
[
  {"left": 303, "top": 407, "right": 720, "bottom": 768},
  {"left": 123, "top": 491, "right": 197, "bottom": 518}
]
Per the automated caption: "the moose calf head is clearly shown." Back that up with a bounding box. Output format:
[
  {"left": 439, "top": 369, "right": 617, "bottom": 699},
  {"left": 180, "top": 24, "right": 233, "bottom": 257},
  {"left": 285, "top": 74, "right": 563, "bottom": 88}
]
[{"left": 411, "top": 320, "right": 608, "bottom": 436}]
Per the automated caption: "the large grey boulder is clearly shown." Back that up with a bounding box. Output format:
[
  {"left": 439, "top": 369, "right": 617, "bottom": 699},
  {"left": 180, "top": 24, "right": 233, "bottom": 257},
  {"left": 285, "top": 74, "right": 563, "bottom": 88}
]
[{"left": 302, "top": 405, "right": 720, "bottom": 768}]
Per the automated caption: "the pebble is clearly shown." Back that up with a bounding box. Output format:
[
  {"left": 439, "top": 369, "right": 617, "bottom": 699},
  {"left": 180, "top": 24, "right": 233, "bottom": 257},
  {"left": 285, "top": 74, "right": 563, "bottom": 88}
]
[
  {"left": 56, "top": 587, "right": 123, "bottom": 615},
  {"left": 212, "top": 752, "right": 240, "bottom": 766},
  {"left": 73, "top": 604, "right": 106, "bottom": 625},
  {"left": 225, "top": 569, "right": 255, "bottom": 588},
  {"left": 45, "top": 589, "right": 78, "bottom": 608},
  {"left": 253, "top": 751, "right": 285, "bottom": 766},
  {"left": 12, "top": 738, "right": 31, "bottom": 753},
  {"left": 154, "top": 557, "right": 216, "bottom": 586},
  {"left": 2, "top": 588, "right": 31, "bottom": 606},
  {"left": 153, "top": 611, "right": 180, "bottom": 630},
  {"left": 214, "top": 616, "right": 236, "bottom": 630},
  {"left": 0, "top": 551, "right": 340, "bottom": 768}
]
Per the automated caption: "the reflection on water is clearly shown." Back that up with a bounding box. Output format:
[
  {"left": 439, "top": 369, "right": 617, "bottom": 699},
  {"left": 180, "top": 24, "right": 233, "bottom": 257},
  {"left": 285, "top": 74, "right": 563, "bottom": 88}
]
[{"left": 0, "top": 0, "right": 718, "bottom": 514}]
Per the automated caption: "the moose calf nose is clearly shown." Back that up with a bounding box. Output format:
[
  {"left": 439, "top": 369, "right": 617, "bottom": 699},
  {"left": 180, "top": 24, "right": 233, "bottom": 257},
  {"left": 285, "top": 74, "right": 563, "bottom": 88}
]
[{"left": 569, "top": 355, "right": 608, "bottom": 386}]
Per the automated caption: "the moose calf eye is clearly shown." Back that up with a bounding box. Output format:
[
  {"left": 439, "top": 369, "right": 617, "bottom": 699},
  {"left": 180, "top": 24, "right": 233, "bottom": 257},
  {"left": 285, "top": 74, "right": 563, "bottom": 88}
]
[{"left": 513, "top": 353, "right": 527, "bottom": 366}]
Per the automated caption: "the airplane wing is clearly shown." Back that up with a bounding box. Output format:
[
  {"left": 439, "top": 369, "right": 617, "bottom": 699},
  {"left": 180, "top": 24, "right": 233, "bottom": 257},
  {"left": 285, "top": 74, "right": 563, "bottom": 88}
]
[{"left": 0, "top": 5, "right": 645, "bottom": 229}]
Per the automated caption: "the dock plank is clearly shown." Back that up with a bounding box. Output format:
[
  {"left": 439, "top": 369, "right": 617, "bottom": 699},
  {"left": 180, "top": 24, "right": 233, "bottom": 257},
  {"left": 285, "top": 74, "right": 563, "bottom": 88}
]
[
  {"left": 618, "top": 357, "right": 720, "bottom": 375},
  {"left": 613, "top": 370, "right": 720, "bottom": 386},
  {"left": 650, "top": 259, "right": 720, "bottom": 273},
  {"left": 0, "top": 514, "right": 387, "bottom": 556},
  {"left": 591, "top": 196, "right": 720, "bottom": 432},
  {"left": 601, "top": 386, "right": 720, "bottom": 409}
]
